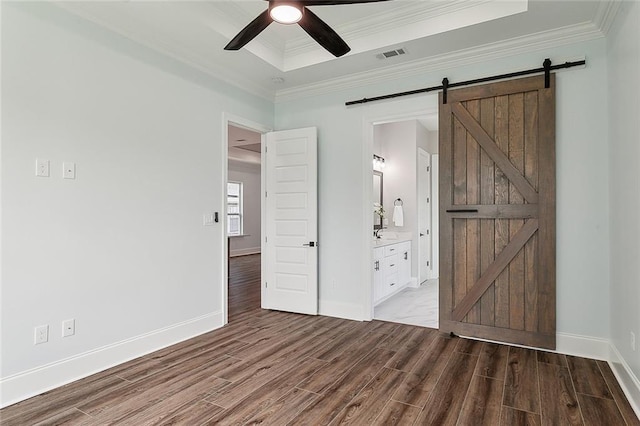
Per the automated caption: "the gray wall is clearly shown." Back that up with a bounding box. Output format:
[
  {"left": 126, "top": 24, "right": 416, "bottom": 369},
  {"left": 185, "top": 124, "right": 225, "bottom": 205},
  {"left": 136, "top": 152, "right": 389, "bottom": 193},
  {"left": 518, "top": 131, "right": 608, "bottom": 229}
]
[
  {"left": 276, "top": 38, "right": 611, "bottom": 341},
  {"left": 1, "top": 2, "right": 273, "bottom": 406},
  {"left": 607, "top": 0, "right": 640, "bottom": 396}
]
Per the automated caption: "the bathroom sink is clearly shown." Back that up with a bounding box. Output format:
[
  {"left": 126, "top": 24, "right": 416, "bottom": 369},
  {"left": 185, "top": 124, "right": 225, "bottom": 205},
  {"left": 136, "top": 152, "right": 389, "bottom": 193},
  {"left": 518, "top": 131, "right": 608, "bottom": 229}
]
[{"left": 378, "top": 232, "right": 398, "bottom": 240}]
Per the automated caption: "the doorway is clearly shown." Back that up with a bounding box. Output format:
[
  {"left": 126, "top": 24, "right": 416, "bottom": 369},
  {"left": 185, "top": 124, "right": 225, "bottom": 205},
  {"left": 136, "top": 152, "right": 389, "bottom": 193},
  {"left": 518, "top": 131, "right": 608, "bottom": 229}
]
[
  {"left": 224, "top": 117, "right": 269, "bottom": 323},
  {"left": 370, "top": 116, "right": 440, "bottom": 328}
]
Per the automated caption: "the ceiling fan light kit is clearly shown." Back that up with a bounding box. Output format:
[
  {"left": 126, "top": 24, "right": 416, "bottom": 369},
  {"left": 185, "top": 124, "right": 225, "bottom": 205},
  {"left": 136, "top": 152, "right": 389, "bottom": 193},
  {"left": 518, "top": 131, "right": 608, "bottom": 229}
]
[
  {"left": 269, "top": 2, "right": 303, "bottom": 24},
  {"left": 224, "top": 0, "right": 389, "bottom": 57}
]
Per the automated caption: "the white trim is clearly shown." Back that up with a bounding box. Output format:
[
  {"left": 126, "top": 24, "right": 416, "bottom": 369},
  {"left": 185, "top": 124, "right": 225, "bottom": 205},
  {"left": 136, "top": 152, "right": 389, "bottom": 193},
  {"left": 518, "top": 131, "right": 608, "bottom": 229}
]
[
  {"left": 229, "top": 247, "right": 261, "bottom": 257},
  {"left": 275, "top": 24, "right": 598, "bottom": 103},
  {"left": 361, "top": 116, "right": 375, "bottom": 321},
  {"left": 555, "top": 332, "right": 611, "bottom": 360},
  {"left": 222, "top": 113, "right": 272, "bottom": 327},
  {"left": 593, "top": 0, "right": 623, "bottom": 36},
  {"left": 455, "top": 332, "right": 640, "bottom": 417},
  {"left": 319, "top": 300, "right": 365, "bottom": 322},
  {"left": 0, "top": 311, "right": 223, "bottom": 409},
  {"left": 459, "top": 332, "right": 610, "bottom": 361},
  {"left": 609, "top": 343, "right": 640, "bottom": 419},
  {"left": 407, "top": 277, "right": 420, "bottom": 289},
  {"left": 362, "top": 102, "right": 440, "bottom": 322},
  {"left": 55, "top": 3, "right": 275, "bottom": 101}
]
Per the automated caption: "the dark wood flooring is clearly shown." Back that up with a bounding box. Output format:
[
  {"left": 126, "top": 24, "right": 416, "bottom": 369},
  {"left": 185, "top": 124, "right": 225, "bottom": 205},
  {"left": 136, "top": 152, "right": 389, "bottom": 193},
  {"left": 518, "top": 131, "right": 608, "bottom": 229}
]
[
  {"left": 1, "top": 253, "right": 638, "bottom": 425},
  {"left": 228, "top": 254, "right": 262, "bottom": 322}
]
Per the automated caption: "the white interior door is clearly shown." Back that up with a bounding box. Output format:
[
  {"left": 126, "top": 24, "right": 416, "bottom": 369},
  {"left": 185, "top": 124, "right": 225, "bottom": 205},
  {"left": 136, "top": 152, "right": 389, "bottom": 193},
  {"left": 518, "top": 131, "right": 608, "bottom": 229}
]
[
  {"left": 263, "top": 127, "right": 318, "bottom": 315},
  {"left": 418, "top": 149, "right": 432, "bottom": 284}
]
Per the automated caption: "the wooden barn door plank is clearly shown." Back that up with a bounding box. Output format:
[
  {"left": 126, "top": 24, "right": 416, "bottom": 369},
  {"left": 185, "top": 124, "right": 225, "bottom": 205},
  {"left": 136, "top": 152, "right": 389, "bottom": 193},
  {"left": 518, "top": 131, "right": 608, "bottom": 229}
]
[{"left": 439, "top": 75, "right": 556, "bottom": 349}]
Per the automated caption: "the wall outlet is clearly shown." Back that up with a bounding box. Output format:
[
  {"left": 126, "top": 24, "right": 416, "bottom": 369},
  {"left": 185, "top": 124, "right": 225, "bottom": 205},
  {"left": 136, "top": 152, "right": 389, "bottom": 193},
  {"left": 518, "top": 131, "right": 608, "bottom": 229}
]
[
  {"left": 34, "top": 325, "right": 49, "bottom": 344},
  {"left": 35, "top": 159, "right": 50, "bottom": 177},
  {"left": 631, "top": 331, "right": 636, "bottom": 351},
  {"left": 62, "top": 319, "right": 75, "bottom": 337},
  {"left": 63, "top": 162, "right": 76, "bottom": 179}
]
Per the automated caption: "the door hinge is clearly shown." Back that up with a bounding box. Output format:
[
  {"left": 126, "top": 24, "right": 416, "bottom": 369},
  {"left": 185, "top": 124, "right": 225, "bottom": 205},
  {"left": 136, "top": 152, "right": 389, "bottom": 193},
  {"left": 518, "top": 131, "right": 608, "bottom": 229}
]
[
  {"left": 427, "top": 166, "right": 430, "bottom": 172},
  {"left": 265, "top": 191, "right": 268, "bottom": 197},
  {"left": 265, "top": 236, "right": 268, "bottom": 243},
  {"left": 427, "top": 197, "right": 430, "bottom": 203},
  {"left": 426, "top": 229, "right": 430, "bottom": 235},
  {"left": 427, "top": 261, "right": 430, "bottom": 266},
  {"left": 265, "top": 282, "right": 268, "bottom": 288}
]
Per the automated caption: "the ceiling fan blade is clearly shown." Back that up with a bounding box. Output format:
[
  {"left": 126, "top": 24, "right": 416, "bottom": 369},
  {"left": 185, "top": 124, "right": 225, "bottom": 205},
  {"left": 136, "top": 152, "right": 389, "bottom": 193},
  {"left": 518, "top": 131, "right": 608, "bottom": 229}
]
[
  {"left": 301, "top": 0, "right": 390, "bottom": 6},
  {"left": 298, "top": 8, "right": 350, "bottom": 57},
  {"left": 224, "top": 9, "right": 273, "bottom": 51}
]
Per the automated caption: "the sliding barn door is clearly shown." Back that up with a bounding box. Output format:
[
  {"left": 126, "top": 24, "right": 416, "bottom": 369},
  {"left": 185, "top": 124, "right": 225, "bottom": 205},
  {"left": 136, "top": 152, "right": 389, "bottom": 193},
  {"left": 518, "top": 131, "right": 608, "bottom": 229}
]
[{"left": 439, "top": 75, "right": 556, "bottom": 349}]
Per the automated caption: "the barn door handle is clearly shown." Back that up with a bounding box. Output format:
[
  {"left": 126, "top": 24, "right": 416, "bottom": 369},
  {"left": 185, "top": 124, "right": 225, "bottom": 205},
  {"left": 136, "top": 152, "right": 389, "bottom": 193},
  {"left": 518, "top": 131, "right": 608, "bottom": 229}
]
[
  {"left": 303, "top": 242, "right": 316, "bottom": 247},
  {"left": 446, "top": 209, "right": 478, "bottom": 213}
]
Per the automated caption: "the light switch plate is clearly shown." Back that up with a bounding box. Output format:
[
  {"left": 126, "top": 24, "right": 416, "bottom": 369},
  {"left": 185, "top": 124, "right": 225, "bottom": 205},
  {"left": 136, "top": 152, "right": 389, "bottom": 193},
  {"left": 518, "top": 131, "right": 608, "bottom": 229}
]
[
  {"left": 203, "top": 212, "right": 215, "bottom": 226},
  {"left": 34, "top": 325, "right": 49, "bottom": 344},
  {"left": 36, "top": 159, "right": 50, "bottom": 177},
  {"left": 63, "top": 162, "right": 76, "bottom": 179}
]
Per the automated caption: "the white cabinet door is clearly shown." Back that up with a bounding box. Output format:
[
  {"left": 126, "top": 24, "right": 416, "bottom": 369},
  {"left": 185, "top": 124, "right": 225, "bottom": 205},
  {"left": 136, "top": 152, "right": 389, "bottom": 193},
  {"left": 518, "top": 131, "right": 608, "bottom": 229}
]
[
  {"left": 399, "top": 241, "right": 412, "bottom": 287},
  {"left": 373, "top": 248, "right": 384, "bottom": 303}
]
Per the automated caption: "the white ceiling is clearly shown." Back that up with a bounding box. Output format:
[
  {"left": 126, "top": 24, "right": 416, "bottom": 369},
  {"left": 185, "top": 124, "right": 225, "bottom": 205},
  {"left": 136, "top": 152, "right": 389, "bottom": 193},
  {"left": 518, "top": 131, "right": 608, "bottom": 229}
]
[{"left": 56, "top": 1, "right": 618, "bottom": 102}]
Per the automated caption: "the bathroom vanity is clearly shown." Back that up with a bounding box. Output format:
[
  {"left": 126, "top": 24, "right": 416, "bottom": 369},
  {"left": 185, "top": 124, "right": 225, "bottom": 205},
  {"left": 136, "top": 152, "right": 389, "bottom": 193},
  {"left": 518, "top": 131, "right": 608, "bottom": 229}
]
[{"left": 372, "top": 239, "right": 411, "bottom": 305}]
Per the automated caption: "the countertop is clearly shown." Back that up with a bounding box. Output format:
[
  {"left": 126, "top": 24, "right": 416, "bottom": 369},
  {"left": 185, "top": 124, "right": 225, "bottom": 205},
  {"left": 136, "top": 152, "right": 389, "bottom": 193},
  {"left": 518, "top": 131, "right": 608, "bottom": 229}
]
[{"left": 372, "top": 237, "right": 411, "bottom": 248}]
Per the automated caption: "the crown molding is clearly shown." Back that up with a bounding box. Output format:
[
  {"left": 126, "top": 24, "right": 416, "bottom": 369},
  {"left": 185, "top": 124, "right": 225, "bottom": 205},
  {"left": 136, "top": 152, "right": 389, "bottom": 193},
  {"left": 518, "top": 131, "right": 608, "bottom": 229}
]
[
  {"left": 286, "top": 0, "right": 476, "bottom": 55},
  {"left": 275, "top": 21, "right": 604, "bottom": 103},
  {"left": 593, "top": 0, "right": 623, "bottom": 35},
  {"left": 54, "top": 3, "right": 276, "bottom": 101},
  {"left": 285, "top": 0, "right": 513, "bottom": 60}
]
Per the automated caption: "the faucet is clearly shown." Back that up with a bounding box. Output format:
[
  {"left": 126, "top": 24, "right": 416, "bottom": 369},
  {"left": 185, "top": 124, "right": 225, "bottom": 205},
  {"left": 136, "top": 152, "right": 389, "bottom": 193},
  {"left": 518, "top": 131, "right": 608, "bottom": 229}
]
[{"left": 374, "top": 228, "right": 384, "bottom": 239}]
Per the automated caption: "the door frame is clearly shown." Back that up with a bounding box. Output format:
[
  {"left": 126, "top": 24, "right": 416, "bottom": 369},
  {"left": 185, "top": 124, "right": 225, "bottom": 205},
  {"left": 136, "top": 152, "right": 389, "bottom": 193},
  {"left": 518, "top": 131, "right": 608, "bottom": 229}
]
[
  {"left": 362, "top": 102, "right": 439, "bottom": 320},
  {"left": 417, "top": 147, "right": 432, "bottom": 284},
  {"left": 221, "top": 113, "right": 272, "bottom": 325}
]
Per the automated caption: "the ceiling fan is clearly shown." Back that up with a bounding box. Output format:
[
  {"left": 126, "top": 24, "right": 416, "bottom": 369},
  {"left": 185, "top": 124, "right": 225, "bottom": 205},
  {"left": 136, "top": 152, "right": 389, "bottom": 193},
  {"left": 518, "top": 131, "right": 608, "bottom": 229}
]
[{"left": 224, "top": 0, "right": 389, "bottom": 58}]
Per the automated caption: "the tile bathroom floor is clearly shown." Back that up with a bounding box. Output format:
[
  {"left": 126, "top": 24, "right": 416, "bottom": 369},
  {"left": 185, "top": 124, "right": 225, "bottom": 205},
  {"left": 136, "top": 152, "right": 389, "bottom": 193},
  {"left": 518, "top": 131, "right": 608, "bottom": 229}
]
[{"left": 374, "top": 279, "right": 438, "bottom": 328}]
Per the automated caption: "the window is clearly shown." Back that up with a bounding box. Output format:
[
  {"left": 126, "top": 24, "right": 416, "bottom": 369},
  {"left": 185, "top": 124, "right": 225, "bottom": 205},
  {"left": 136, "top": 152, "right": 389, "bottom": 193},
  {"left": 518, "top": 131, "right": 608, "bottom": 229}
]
[{"left": 227, "top": 181, "right": 243, "bottom": 236}]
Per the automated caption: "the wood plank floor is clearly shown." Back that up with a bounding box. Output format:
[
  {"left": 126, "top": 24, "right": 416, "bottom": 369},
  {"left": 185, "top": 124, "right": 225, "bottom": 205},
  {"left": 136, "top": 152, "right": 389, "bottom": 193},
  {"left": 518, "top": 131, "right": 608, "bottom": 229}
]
[
  {"left": 1, "top": 254, "right": 638, "bottom": 425},
  {"left": 228, "top": 253, "right": 262, "bottom": 321}
]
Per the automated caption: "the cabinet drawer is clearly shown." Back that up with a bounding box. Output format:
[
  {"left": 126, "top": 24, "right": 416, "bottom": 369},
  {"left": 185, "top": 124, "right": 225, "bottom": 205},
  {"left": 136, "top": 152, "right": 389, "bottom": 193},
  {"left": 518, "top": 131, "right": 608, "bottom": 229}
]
[
  {"left": 386, "top": 272, "right": 399, "bottom": 290},
  {"left": 384, "top": 245, "right": 399, "bottom": 257},
  {"left": 384, "top": 254, "right": 399, "bottom": 274}
]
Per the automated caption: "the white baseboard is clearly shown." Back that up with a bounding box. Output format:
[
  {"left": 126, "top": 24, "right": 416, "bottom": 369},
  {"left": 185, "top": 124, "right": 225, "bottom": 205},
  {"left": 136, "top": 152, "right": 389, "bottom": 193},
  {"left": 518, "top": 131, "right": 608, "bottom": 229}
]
[
  {"left": 0, "top": 311, "right": 223, "bottom": 409},
  {"left": 555, "top": 332, "right": 611, "bottom": 360},
  {"left": 458, "top": 331, "right": 639, "bottom": 420},
  {"left": 609, "top": 343, "right": 640, "bottom": 419},
  {"left": 319, "top": 300, "right": 364, "bottom": 321},
  {"left": 408, "top": 277, "right": 419, "bottom": 288},
  {"left": 229, "top": 247, "right": 261, "bottom": 257}
]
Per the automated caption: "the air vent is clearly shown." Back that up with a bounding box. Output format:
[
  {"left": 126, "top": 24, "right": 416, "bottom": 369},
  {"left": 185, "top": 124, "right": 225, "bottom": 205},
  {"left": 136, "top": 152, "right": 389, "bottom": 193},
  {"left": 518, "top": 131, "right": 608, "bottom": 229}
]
[{"left": 377, "top": 48, "right": 407, "bottom": 60}]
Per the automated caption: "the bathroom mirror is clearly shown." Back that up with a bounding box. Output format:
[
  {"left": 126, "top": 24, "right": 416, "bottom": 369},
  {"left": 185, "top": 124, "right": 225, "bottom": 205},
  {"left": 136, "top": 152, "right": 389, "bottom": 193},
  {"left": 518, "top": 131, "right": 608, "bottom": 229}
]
[{"left": 373, "top": 171, "right": 383, "bottom": 230}]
